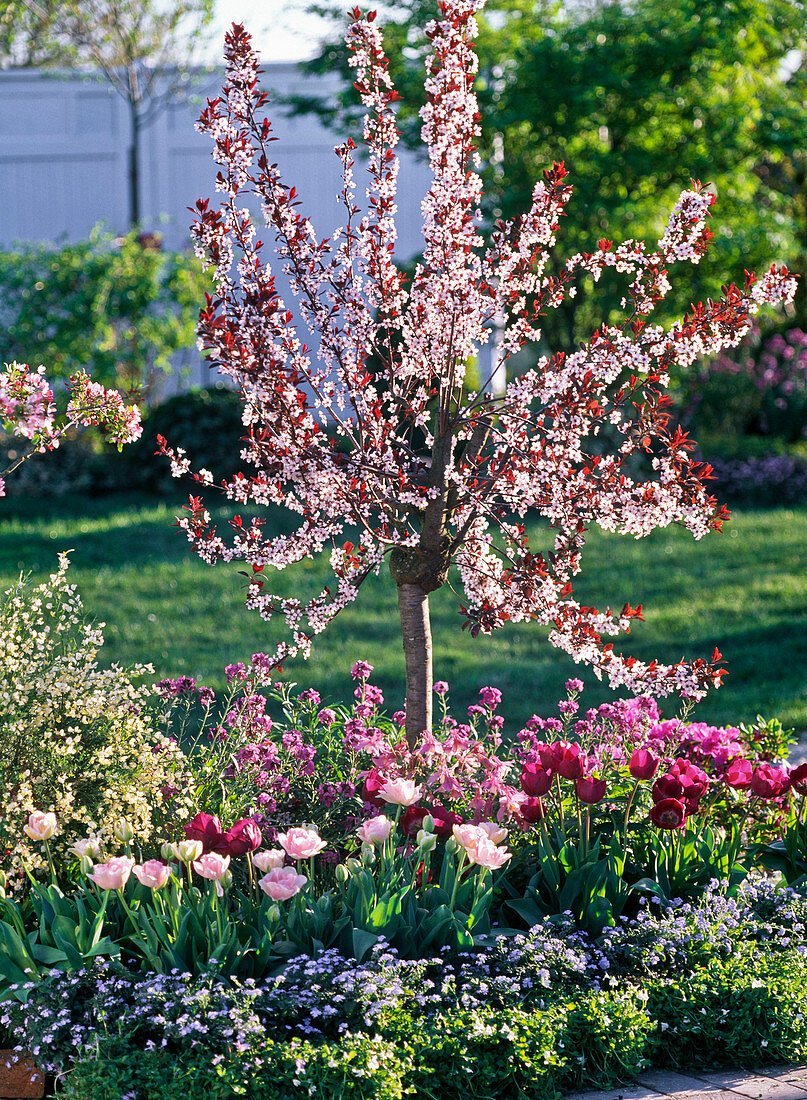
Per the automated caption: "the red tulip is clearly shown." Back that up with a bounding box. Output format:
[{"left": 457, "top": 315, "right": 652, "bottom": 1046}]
[
  {"left": 521, "top": 797, "right": 547, "bottom": 824},
  {"left": 538, "top": 742, "right": 565, "bottom": 771},
  {"left": 790, "top": 762, "right": 807, "bottom": 796},
  {"left": 184, "top": 812, "right": 225, "bottom": 853},
  {"left": 218, "top": 817, "right": 263, "bottom": 856},
  {"left": 521, "top": 762, "right": 553, "bottom": 797},
  {"left": 401, "top": 804, "right": 462, "bottom": 838},
  {"left": 652, "top": 773, "right": 684, "bottom": 803},
  {"left": 724, "top": 757, "right": 753, "bottom": 790},
  {"left": 750, "top": 763, "right": 790, "bottom": 800},
  {"left": 649, "top": 797, "right": 687, "bottom": 830},
  {"left": 576, "top": 776, "right": 607, "bottom": 805},
  {"left": 555, "top": 742, "right": 588, "bottom": 781},
  {"left": 629, "top": 748, "right": 659, "bottom": 781}
]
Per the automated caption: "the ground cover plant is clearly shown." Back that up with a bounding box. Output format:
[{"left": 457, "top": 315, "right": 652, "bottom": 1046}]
[{"left": 0, "top": 0, "right": 805, "bottom": 1095}]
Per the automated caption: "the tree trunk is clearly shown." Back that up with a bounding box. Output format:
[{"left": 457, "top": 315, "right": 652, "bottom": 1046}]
[
  {"left": 128, "top": 102, "right": 141, "bottom": 228},
  {"left": 397, "top": 581, "right": 433, "bottom": 749}
]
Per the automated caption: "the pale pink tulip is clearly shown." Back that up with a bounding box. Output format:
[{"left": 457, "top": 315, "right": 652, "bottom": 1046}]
[
  {"left": 277, "top": 827, "right": 327, "bottom": 860},
  {"left": 259, "top": 866, "right": 308, "bottom": 901},
  {"left": 87, "top": 856, "right": 136, "bottom": 890},
  {"left": 68, "top": 836, "right": 104, "bottom": 861},
  {"left": 452, "top": 823, "right": 487, "bottom": 851},
  {"left": 467, "top": 836, "right": 511, "bottom": 871},
  {"left": 356, "top": 815, "right": 394, "bottom": 845},
  {"left": 133, "top": 860, "right": 171, "bottom": 889},
  {"left": 193, "top": 851, "right": 231, "bottom": 897},
  {"left": 477, "top": 822, "right": 508, "bottom": 845},
  {"left": 252, "top": 848, "right": 286, "bottom": 872},
  {"left": 378, "top": 778, "right": 422, "bottom": 807},
  {"left": 23, "top": 811, "right": 57, "bottom": 842}
]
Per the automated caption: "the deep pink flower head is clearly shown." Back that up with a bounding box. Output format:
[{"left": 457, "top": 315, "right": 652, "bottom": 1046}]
[
  {"left": 650, "top": 797, "right": 687, "bottom": 830},
  {"left": 433, "top": 681, "right": 449, "bottom": 695},
  {"left": 318, "top": 708, "right": 337, "bottom": 725},
  {"left": 724, "top": 757, "right": 754, "bottom": 790},
  {"left": 520, "top": 763, "right": 553, "bottom": 797},
  {"left": 479, "top": 686, "right": 502, "bottom": 709},
  {"left": 750, "top": 763, "right": 790, "bottom": 799},
  {"left": 565, "top": 678, "right": 584, "bottom": 693},
  {"left": 362, "top": 767, "right": 388, "bottom": 808},
  {"left": 219, "top": 818, "right": 263, "bottom": 857},
  {"left": 629, "top": 748, "right": 660, "bottom": 781},
  {"left": 351, "top": 660, "right": 374, "bottom": 680},
  {"left": 184, "top": 813, "right": 226, "bottom": 853},
  {"left": 576, "top": 776, "right": 607, "bottom": 805}
]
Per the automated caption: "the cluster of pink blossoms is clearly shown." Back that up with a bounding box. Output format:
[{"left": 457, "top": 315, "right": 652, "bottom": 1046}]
[
  {"left": 0, "top": 363, "right": 142, "bottom": 496},
  {"left": 162, "top": 0, "right": 797, "bottom": 708}
]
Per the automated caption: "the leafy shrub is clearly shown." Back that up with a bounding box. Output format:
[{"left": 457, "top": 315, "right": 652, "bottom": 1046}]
[
  {"left": 0, "top": 229, "right": 207, "bottom": 403},
  {"left": 0, "top": 556, "right": 194, "bottom": 885}
]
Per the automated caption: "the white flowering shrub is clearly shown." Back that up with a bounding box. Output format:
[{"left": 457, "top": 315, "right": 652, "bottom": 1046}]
[{"left": 0, "top": 555, "right": 193, "bottom": 884}]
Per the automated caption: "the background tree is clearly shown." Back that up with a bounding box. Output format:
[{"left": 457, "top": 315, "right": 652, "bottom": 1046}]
[
  {"left": 294, "top": 0, "right": 806, "bottom": 349},
  {"left": 1, "top": 0, "right": 214, "bottom": 227},
  {"left": 164, "top": 4, "right": 795, "bottom": 747}
]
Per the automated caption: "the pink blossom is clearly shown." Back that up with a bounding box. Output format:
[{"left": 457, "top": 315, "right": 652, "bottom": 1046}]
[
  {"left": 433, "top": 682, "right": 449, "bottom": 695},
  {"left": 193, "top": 852, "right": 232, "bottom": 896},
  {"left": 88, "top": 856, "right": 136, "bottom": 890},
  {"left": 252, "top": 848, "right": 286, "bottom": 872},
  {"left": 277, "top": 827, "right": 328, "bottom": 860},
  {"left": 23, "top": 810, "right": 57, "bottom": 842},
  {"left": 379, "top": 778, "right": 422, "bottom": 807},
  {"left": 356, "top": 815, "right": 394, "bottom": 845},
  {"left": 133, "top": 860, "right": 171, "bottom": 889},
  {"left": 259, "top": 866, "right": 308, "bottom": 901}
]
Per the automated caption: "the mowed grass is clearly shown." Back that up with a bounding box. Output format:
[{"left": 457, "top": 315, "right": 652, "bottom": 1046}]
[{"left": 1, "top": 492, "right": 806, "bottom": 736}]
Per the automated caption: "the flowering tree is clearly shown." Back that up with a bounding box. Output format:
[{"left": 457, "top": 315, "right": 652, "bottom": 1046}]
[{"left": 163, "top": 0, "right": 797, "bottom": 747}]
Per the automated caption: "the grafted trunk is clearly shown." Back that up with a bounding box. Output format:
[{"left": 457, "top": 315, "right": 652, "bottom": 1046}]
[{"left": 397, "top": 582, "right": 433, "bottom": 749}]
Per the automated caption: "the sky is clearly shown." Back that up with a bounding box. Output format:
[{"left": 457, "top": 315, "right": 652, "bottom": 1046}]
[{"left": 207, "top": 0, "right": 331, "bottom": 63}]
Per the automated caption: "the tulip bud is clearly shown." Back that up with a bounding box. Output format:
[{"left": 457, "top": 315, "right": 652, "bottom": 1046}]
[
  {"left": 445, "top": 837, "right": 460, "bottom": 855},
  {"left": 267, "top": 904, "right": 281, "bottom": 924},
  {"left": 346, "top": 857, "right": 362, "bottom": 874},
  {"left": 361, "top": 845, "right": 376, "bottom": 867},
  {"left": 177, "top": 839, "right": 204, "bottom": 863},
  {"left": 416, "top": 830, "right": 438, "bottom": 853},
  {"left": 79, "top": 854, "right": 94, "bottom": 875},
  {"left": 335, "top": 863, "right": 350, "bottom": 885},
  {"left": 114, "top": 819, "right": 134, "bottom": 844},
  {"left": 421, "top": 815, "right": 435, "bottom": 835},
  {"left": 161, "top": 842, "right": 180, "bottom": 862}
]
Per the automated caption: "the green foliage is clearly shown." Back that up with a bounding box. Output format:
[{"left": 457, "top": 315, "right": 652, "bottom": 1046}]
[
  {"left": 297, "top": 0, "right": 806, "bottom": 347},
  {"left": 646, "top": 946, "right": 807, "bottom": 1067},
  {"left": 0, "top": 229, "right": 208, "bottom": 401}
]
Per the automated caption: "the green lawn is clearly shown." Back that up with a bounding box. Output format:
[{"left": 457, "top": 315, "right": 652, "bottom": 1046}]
[{"left": 2, "top": 492, "right": 806, "bottom": 736}]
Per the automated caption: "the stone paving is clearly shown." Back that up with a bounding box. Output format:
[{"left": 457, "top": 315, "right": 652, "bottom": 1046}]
[{"left": 565, "top": 1066, "right": 807, "bottom": 1100}]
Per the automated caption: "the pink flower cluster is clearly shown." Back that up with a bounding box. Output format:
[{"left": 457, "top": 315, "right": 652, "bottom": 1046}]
[{"left": 0, "top": 363, "right": 141, "bottom": 496}]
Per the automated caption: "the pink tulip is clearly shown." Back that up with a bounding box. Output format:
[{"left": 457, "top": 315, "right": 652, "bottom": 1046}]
[
  {"left": 629, "top": 748, "right": 660, "bottom": 781},
  {"left": 466, "top": 835, "right": 511, "bottom": 870},
  {"left": 277, "top": 827, "right": 328, "bottom": 860},
  {"left": 87, "top": 856, "right": 135, "bottom": 890},
  {"left": 724, "top": 757, "right": 754, "bottom": 790},
  {"left": 23, "top": 811, "right": 57, "bottom": 842},
  {"left": 378, "top": 778, "right": 422, "bottom": 807},
  {"left": 477, "top": 822, "right": 508, "bottom": 844},
  {"left": 356, "top": 815, "right": 394, "bottom": 845},
  {"left": 750, "top": 763, "right": 790, "bottom": 800},
  {"left": 259, "top": 866, "right": 308, "bottom": 901},
  {"left": 133, "top": 860, "right": 171, "bottom": 889},
  {"left": 252, "top": 848, "right": 286, "bottom": 872},
  {"left": 193, "top": 852, "right": 231, "bottom": 896}
]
